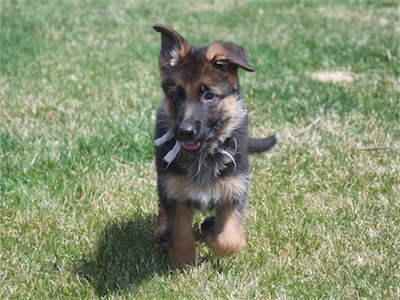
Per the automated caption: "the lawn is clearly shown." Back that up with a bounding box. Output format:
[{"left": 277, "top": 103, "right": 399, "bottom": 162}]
[{"left": 1, "top": 0, "right": 399, "bottom": 299}]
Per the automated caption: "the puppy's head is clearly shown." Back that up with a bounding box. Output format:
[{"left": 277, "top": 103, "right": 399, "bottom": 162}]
[{"left": 154, "top": 24, "right": 255, "bottom": 152}]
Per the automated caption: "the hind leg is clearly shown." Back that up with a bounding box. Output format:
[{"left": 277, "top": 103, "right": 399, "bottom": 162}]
[{"left": 202, "top": 202, "right": 246, "bottom": 257}]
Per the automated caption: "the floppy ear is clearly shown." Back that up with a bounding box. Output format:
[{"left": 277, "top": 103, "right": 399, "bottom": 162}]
[
  {"left": 153, "top": 24, "right": 190, "bottom": 67},
  {"left": 207, "top": 42, "right": 255, "bottom": 72}
]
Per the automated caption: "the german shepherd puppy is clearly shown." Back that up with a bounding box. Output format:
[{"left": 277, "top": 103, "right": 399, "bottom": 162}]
[{"left": 153, "top": 24, "right": 278, "bottom": 268}]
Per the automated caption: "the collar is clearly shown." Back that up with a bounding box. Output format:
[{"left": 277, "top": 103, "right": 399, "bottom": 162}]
[{"left": 154, "top": 130, "right": 181, "bottom": 164}]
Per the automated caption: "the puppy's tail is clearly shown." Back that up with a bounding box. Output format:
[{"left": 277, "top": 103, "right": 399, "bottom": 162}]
[{"left": 248, "top": 133, "right": 279, "bottom": 154}]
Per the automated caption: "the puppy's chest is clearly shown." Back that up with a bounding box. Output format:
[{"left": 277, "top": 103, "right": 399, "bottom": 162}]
[{"left": 163, "top": 173, "right": 249, "bottom": 211}]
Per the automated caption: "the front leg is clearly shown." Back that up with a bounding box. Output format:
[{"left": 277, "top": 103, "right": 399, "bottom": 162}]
[
  {"left": 154, "top": 198, "right": 196, "bottom": 268},
  {"left": 201, "top": 202, "right": 246, "bottom": 257},
  {"left": 168, "top": 201, "right": 196, "bottom": 268},
  {"left": 154, "top": 203, "right": 170, "bottom": 248}
]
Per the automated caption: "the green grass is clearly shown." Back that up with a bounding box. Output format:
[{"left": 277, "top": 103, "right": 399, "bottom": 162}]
[{"left": 1, "top": 0, "right": 399, "bottom": 298}]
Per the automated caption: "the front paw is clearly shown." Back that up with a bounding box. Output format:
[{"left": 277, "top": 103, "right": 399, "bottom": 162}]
[
  {"left": 201, "top": 216, "right": 246, "bottom": 258},
  {"left": 201, "top": 216, "right": 215, "bottom": 233},
  {"left": 169, "top": 247, "right": 196, "bottom": 268},
  {"left": 201, "top": 216, "right": 218, "bottom": 251},
  {"left": 154, "top": 226, "right": 170, "bottom": 248}
]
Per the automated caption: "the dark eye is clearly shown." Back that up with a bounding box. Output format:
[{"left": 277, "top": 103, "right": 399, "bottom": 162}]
[
  {"left": 204, "top": 92, "right": 215, "bottom": 101},
  {"left": 214, "top": 60, "right": 228, "bottom": 69}
]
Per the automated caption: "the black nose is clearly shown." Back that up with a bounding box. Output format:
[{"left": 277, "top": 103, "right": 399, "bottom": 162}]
[{"left": 178, "top": 122, "right": 196, "bottom": 140}]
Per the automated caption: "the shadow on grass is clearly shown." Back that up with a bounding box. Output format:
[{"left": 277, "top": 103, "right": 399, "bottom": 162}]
[{"left": 75, "top": 217, "right": 169, "bottom": 297}]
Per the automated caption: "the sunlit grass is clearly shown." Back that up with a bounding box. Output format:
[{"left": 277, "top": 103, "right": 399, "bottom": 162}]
[{"left": 1, "top": 0, "right": 399, "bottom": 299}]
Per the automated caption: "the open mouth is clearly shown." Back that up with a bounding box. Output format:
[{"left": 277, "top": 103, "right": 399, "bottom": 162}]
[{"left": 181, "top": 141, "right": 202, "bottom": 151}]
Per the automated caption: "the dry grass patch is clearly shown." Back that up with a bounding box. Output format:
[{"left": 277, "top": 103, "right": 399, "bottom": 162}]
[{"left": 310, "top": 70, "right": 356, "bottom": 83}]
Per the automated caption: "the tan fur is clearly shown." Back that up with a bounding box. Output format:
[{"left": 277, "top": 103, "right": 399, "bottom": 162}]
[
  {"left": 158, "top": 41, "right": 190, "bottom": 69},
  {"left": 206, "top": 42, "right": 229, "bottom": 62},
  {"left": 168, "top": 202, "right": 196, "bottom": 268},
  {"left": 214, "top": 94, "right": 247, "bottom": 145},
  {"left": 163, "top": 173, "right": 249, "bottom": 206},
  {"left": 203, "top": 204, "right": 246, "bottom": 257},
  {"left": 176, "top": 42, "right": 190, "bottom": 63},
  {"left": 205, "top": 43, "right": 242, "bottom": 87}
]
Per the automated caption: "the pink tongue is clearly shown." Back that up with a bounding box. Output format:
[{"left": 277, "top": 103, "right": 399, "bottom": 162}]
[{"left": 182, "top": 142, "right": 201, "bottom": 150}]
